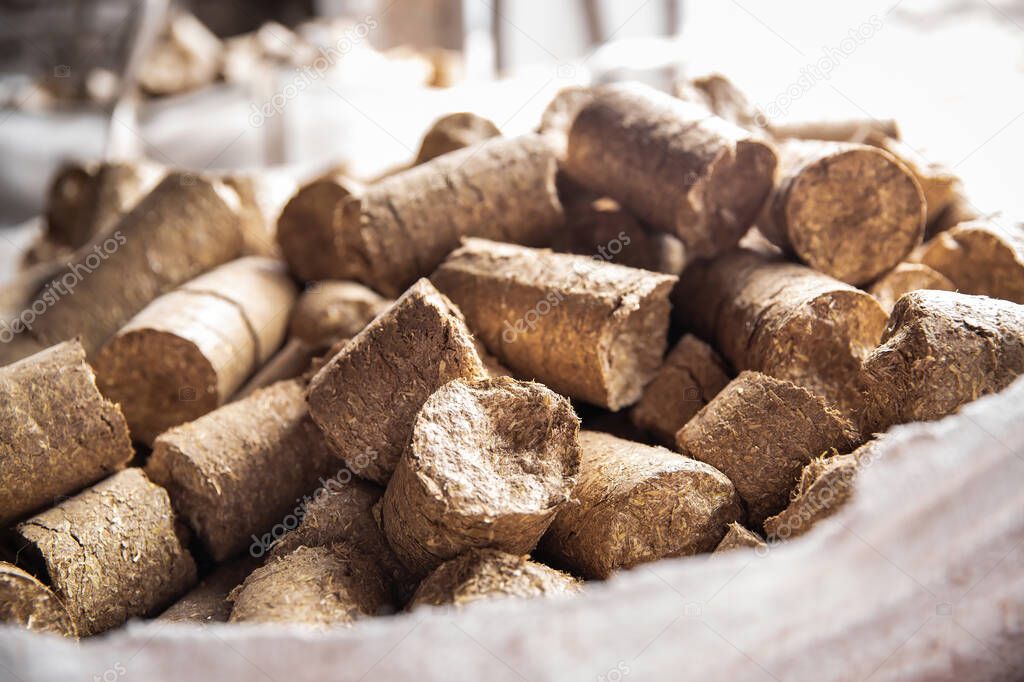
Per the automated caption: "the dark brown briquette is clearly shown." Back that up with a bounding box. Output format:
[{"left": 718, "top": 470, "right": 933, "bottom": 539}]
[
  {"left": 303, "top": 134, "right": 563, "bottom": 296},
  {"left": 380, "top": 377, "right": 581, "bottom": 579},
  {"left": 868, "top": 262, "right": 954, "bottom": 314},
  {"left": 408, "top": 549, "right": 580, "bottom": 610},
  {"left": 414, "top": 112, "right": 501, "bottom": 164},
  {"left": 147, "top": 379, "right": 339, "bottom": 562},
  {"left": 676, "top": 371, "right": 859, "bottom": 527},
  {"left": 432, "top": 238, "right": 676, "bottom": 410},
  {"left": 30, "top": 172, "right": 243, "bottom": 355},
  {"left": 288, "top": 280, "right": 392, "bottom": 348},
  {"left": 630, "top": 334, "right": 731, "bottom": 447},
  {"left": 307, "top": 279, "right": 487, "bottom": 484},
  {"left": 0, "top": 561, "right": 77, "bottom": 637},
  {"left": 674, "top": 248, "right": 888, "bottom": 416},
  {"left": 714, "top": 523, "right": 766, "bottom": 553},
  {"left": 860, "top": 290, "right": 1024, "bottom": 433},
  {"left": 759, "top": 140, "right": 925, "bottom": 285},
  {"left": 157, "top": 556, "right": 260, "bottom": 624},
  {"left": 913, "top": 221, "right": 1024, "bottom": 304},
  {"left": 44, "top": 161, "right": 97, "bottom": 248},
  {"left": 0, "top": 340, "right": 133, "bottom": 526},
  {"left": 276, "top": 171, "right": 360, "bottom": 283},
  {"left": 565, "top": 82, "right": 777, "bottom": 262},
  {"left": 14, "top": 468, "right": 197, "bottom": 636},
  {"left": 539, "top": 431, "right": 741, "bottom": 579},
  {"left": 95, "top": 257, "right": 297, "bottom": 443},
  {"left": 228, "top": 544, "right": 389, "bottom": 628}
]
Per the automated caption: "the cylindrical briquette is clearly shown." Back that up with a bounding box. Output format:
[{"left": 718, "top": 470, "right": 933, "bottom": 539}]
[
  {"left": 228, "top": 544, "right": 389, "bottom": 628},
  {"left": 291, "top": 134, "right": 564, "bottom": 296},
  {"left": 408, "top": 549, "right": 581, "bottom": 610},
  {"left": 29, "top": 172, "right": 243, "bottom": 355},
  {"left": 714, "top": 523, "right": 767, "bottom": 553},
  {"left": 276, "top": 171, "right": 360, "bottom": 283},
  {"left": 44, "top": 161, "right": 97, "bottom": 248},
  {"left": 289, "top": 280, "right": 392, "bottom": 348},
  {"left": 94, "top": 257, "right": 297, "bottom": 443},
  {"left": 758, "top": 140, "right": 926, "bottom": 285},
  {"left": 0, "top": 561, "right": 77, "bottom": 637},
  {"left": 307, "top": 279, "right": 487, "bottom": 484},
  {"left": 13, "top": 468, "right": 197, "bottom": 636},
  {"left": 629, "top": 334, "right": 731, "bottom": 447},
  {"left": 380, "top": 377, "right": 581, "bottom": 579},
  {"left": 676, "top": 371, "right": 859, "bottom": 527},
  {"left": 564, "top": 82, "right": 777, "bottom": 262},
  {"left": 414, "top": 112, "right": 501, "bottom": 165},
  {"left": 146, "top": 379, "right": 340, "bottom": 562},
  {"left": 0, "top": 340, "right": 133, "bottom": 526},
  {"left": 157, "top": 556, "right": 260, "bottom": 624},
  {"left": 674, "top": 248, "right": 888, "bottom": 416},
  {"left": 767, "top": 117, "right": 900, "bottom": 145},
  {"left": 860, "top": 290, "right": 1024, "bottom": 433},
  {"left": 431, "top": 238, "right": 677, "bottom": 410},
  {"left": 867, "top": 262, "right": 954, "bottom": 314},
  {"left": 539, "top": 431, "right": 742, "bottom": 579},
  {"left": 913, "top": 221, "right": 1024, "bottom": 304}
]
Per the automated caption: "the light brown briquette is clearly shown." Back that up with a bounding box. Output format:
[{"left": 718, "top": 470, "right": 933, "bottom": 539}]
[
  {"left": 414, "top": 112, "right": 501, "bottom": 164},
  {"left": 553, "top": 196, "right": 686, "bottom": 275},
  {"left": 860, "top": 290, "right": 1024, "bottom": 433},
  {"left": 767, "top": 117, "right": 900, "bottom": 145},
  {"left": 565, "top": 82, "right": 777, "bottom": 262},
  {"left": 913, "top": 220, "right": 1024, "bottom": 304},
  {"left": 875, "top": 138, "right": 960, "bottom": 226},
  {"left": 925, "top": 186, "right": 981, "bottom": 239},
  {"left": 147, "top": 379, "right": 339, "bottom": 562},
  {"left": 432, "top": 238, "right": 676, "bottom": 410},
  {"left": 307, "top": 279, "right": 487, "bottom": 484},
  {"left": 294, "top": 134, "right": 563, "bottom": 296},
  {"left": 674, "top": 73, "right": 762, "bottom": 130},
  {"left": 228, "top": 544, "right": 389, "bottom": 628},
  {"left": 630, "top": 334, "right": 731, "bottom": 447},
  {"left": 758, "top": 140, "right": 925, "bottom": 285},
  {"left": 380, "top": 377, "right": 581, "bottom": 579},
  {"left": 218, "top": 171, "right": 298, "bottom": 257},
  {"left": 0, "top": 340, "right": 133, "bottom": 526},
  {"left": 676, "top": 371, "right": 859, "bottom": 527},
  {"left": 539, "top": 431, "right": 741, "bottom": 579},
  {"left": 0, "top": 561, "right": 77, "bottom": 637},
  {"left": 95, "top": 257, "right": 297, "bottom": 444},
  {"left": 408, "top": 549, "right": 580, "bottom": 610},
  {"left": 289, "top": 280, "right": 392, "bottom": 348},
  {"left": 29, "top": 172, "right": 243, "bottom": 355},
  {"left": 157, "top": 556, "right": 260, "bottom": 624},
  {"left": 762, "top": 439, "right": 883, "bottom": 542},
  {"left": 13, "top": 468, "right": 197, "bottom": 636},
  {"left": 868, "top": 262, "right": 955, "bottom": 314},
  {"left": 138, "top": 11, "right": 223, "bottom": 96},
  {"left": 674, "top": 248, "right": 888, "bottom": 416},
  {"left": 269, "top": 478, "right": 383, "bottom": 560},
  {"left": 538, "top": 86, "right": 595, "bottom": 159},
  {"left": 714, "top": 523, "right": 766, "bottom": 553},
  {"left": 276, "top": 171, "right": 360, "bottom": 282},
  {"left": 232, "top": 338, "right": 321, "bottom": 400}
]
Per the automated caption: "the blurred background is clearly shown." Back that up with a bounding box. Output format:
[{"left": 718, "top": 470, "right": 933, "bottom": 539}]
[{"left": 0, "top": 0, "right": 1022, "bottom": 279}]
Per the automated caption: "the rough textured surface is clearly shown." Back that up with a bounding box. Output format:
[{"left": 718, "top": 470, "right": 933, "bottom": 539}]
[
  {"left": 759, "top": 140, "right": 925, "bottom": 285},
  {"left": 553, "top": 196, "right": 686, "bottom": 275},
  {"left": 414, "top": 112, "right": 501, "bottom": 165},
  {"left": 0, "top": 561, "right": 76, "bottom": 637},
  {"left": 762, "top": 438, "right": 884, "bottom": 542},
  {"left": 913, "top": 220, "right": 1024, "bottom": 304},
  {"left": 565, "top": 82, "right": 776, "bottom": 263},
  {"left": 408, "top": 549, "right": 580, "bottom": 609},
  {"left": 157, "top": 557, "right": 260, "bottom": 624},
  {"left": 0, "top": 340, "right": 133, "bottom": 526},
  {"left": 147, "top": 380, "right": 339, "bottom": 562},
  {"left": 432, "top": 239, "right": 676, "bottom": 410},
  {"left": 860, "top": 290, "right": 1024, "bottom": 432},
  {"left": 630, "top": 334, "right": 731, "bottom": 447},
  {"left": 868, "top": 262, "right": 954, "bottom": 314},
  {"left": 713, "top": 522, "right": 766, "bottom": 553},
  {"left": 380, "top": 377, "right": 580, "bottom": 579},
  {"left": 539, "top": 431, "right": 741, "bottom": 579},
  {"left": 676, "top": 371, "right": 859, "bottom": 527},
  {"left": 13, "top": 468, "right": 196, "bottom": 636},
  {"left": 289, "top": 280, "right": 391, "bottom": 348},
  {"left": 675, "top": 248, "right": 888, "bottom": 416},
  {"left": 307, "top": 279, "right": 487, "bottom": 484},
  {"left": 298, "top": 134, "right": 563, "bottom": 296},
  {"left": 269, "top": 479, "right": 382, "bottom": 559},
  {"left": 276, "top": 172, "right": 359, "bottom": 283},
  {"left": 29, "top": 172, "right": 243, "bottom": 356},
  {"left": 228, "top": 544, "right": 389, "bottom": 628},
  {"left": 95, "top": 257, "right": 296, "bottom": 444}
]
